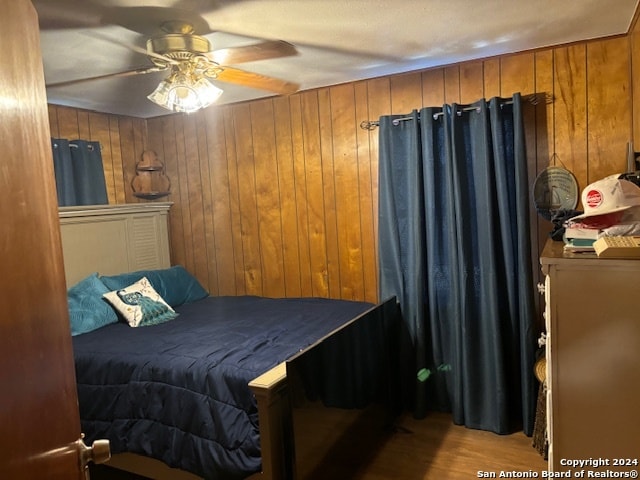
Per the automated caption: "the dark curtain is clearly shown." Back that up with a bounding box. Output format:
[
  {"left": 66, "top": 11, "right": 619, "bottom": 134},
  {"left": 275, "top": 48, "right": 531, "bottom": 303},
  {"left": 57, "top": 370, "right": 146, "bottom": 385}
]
[
  {"left": 52, "top": 138, "right": 108, "bottom": 206},
  {"left": 378, "top": 93, "right": 537, "bottom": 435}
]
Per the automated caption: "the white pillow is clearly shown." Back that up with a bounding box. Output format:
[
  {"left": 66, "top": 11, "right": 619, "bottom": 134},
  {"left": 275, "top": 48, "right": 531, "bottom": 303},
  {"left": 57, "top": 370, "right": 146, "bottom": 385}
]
[{"left": 103, "top": 277, "right": 178, "bottom": 327}]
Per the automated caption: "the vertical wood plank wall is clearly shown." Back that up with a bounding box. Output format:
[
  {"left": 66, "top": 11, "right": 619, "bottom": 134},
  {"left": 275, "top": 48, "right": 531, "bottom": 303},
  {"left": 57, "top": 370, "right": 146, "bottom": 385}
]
[{"left": 48, "top": 30, "right": 640, "bottom": 310}]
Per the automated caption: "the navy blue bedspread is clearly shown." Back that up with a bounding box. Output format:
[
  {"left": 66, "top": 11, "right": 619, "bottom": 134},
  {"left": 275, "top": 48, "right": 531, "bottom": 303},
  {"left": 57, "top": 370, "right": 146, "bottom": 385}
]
[{"left": 72, "top": 296, "right": 373, "bottom": 480}]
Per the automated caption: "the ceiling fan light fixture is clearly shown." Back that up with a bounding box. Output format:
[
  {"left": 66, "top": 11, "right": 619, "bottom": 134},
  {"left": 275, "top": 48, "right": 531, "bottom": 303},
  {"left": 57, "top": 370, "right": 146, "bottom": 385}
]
[
  {"left": 147, "top": 68, "right": 223, "bottom": 113},
  {"left": 147, "top": 78, "right": 172, "bottom": 107}
]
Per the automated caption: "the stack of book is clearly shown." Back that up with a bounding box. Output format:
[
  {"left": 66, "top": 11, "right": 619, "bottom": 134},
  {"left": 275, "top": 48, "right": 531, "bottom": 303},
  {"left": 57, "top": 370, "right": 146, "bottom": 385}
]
[{"left": 563, "top": 226, "right": 600, "bottom": 253}]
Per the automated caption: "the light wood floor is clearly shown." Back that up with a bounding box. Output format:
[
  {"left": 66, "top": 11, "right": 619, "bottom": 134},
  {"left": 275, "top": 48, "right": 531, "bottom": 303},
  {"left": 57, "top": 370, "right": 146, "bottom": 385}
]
[{"left": 353, "top": 411, "right": 548, "bottom": 480}]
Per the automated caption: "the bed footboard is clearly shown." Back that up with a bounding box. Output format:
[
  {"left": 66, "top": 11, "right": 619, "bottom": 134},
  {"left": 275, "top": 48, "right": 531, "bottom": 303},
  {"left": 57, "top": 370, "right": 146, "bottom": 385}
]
[
  {"left": 106, "top": 453, "right": 202, "bottom": 480},
  {"left": 248, "top": 363, "right": 292, "bottom": 480},
  {"left": 249, "top": 296, "right": 399, "bottom": 480}
]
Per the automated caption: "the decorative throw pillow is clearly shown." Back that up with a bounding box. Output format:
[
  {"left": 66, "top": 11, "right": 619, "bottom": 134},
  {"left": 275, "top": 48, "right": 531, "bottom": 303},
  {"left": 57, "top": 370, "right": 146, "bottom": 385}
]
[
  {"left": 100, "top": 265, "right": 209, "bottom": 307},
  {"left": 67, "top": 273, "right": 119, "bottom": 336},
  {"left": 103, "top": 277, "right": 178, "bottom": 327}
]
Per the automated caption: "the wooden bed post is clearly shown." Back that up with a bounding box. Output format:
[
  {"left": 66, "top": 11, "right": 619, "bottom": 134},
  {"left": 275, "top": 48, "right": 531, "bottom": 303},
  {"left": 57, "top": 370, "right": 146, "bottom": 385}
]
[{"left": 248, "top": 363, "right": 294, "bottom": 480}]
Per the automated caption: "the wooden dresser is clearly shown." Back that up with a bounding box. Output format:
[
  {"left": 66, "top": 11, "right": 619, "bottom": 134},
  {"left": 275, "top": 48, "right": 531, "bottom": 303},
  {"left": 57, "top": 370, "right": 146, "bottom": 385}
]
[{"left": 540, "top": 240, "right": 640, "bottom": 471}]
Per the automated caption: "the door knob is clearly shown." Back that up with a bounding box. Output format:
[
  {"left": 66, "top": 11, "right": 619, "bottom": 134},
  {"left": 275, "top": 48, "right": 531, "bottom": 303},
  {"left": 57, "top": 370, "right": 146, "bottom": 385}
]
[{"left": 77, "top": 434, "right": 111, "bottom": 469}]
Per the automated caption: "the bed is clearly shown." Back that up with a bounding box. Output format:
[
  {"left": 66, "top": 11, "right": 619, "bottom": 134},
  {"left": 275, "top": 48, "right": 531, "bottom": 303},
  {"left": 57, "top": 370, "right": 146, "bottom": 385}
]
[{"left": 60, "top": 204, "right": 399, "bottom": 480}]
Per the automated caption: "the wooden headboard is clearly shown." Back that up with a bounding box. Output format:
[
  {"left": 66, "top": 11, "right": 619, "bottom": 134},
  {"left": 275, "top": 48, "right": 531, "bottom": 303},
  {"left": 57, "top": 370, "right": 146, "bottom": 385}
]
[{"left": 59, "top": 203, "right": 172, "bottom": 287}]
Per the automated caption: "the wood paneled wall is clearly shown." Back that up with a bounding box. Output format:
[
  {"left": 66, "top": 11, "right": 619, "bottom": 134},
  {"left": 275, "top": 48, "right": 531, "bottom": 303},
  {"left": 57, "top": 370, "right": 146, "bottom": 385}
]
[
  {"left": 49, "top": 30, "right": 640, "bottom": 307},
  {"left": 144, "top": 89, "right": 381, "bottom": 301}
]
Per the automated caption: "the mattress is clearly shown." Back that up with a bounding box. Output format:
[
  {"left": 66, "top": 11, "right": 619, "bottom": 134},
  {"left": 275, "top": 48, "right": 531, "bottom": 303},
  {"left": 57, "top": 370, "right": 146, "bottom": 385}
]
[{"left": 72, "top": 295, "right": 373, "bottom": 480}]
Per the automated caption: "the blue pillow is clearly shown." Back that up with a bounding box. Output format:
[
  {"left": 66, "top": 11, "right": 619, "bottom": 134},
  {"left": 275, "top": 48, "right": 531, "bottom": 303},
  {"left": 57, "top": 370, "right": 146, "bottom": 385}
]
[
  {"left": 100, "top": 265, "right": 209, "bottom": 307},
  {"left": 68, "top": 273, "right": 119, "bottom": 336}
]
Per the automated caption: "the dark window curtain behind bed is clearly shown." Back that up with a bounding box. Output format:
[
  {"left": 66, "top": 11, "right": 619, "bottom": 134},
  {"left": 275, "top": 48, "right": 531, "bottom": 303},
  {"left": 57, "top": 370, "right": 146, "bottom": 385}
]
[
  {"left": 378, "top": 93, "right": 537, "bottom": 435},
  {"left": 52, "top": 138, "right": 108, "bottom": 206}
]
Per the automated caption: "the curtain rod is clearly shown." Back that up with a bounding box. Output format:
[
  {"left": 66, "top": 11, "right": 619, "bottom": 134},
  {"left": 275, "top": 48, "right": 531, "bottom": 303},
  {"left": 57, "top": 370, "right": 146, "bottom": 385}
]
[
  {"left": 53, "top": 142, "right": 100, "bottom": 151},
  {"left": 359, "top": 93, "right": 552, "bottom": 130}
]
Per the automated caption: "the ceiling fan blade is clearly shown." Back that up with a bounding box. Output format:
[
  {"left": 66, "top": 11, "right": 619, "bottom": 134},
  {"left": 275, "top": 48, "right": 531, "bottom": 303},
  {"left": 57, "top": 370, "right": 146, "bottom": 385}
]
[
  {"left": 46, "top": 66, "right": 164, "bottom": 89},
  {"left": 101, "top": 6, "right": 214, "bottom": 36},
  {"left": 32, "top": 0, "right": 106, "bottom": 30},
  {"left": 82, "top": 30, "right": 180, "bottom": 66},
  {"left": 214, "top": 67, "right": 299, "bottom": 95},
  {"left": 209, "top": 40, "right": 298, "bottom": 65}
]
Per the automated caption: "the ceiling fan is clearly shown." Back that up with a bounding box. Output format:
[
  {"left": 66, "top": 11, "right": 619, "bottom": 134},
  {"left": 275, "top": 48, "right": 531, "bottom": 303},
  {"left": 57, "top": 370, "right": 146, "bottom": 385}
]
[{"left": 44, "top": 13, "right": 301, "bottom": 113}]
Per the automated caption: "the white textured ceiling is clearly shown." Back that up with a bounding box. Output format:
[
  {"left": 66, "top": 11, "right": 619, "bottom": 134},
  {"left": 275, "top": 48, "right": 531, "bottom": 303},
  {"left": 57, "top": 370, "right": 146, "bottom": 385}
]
[{"left": 33, "top": 0, "right": 639, "bottom": 118}]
